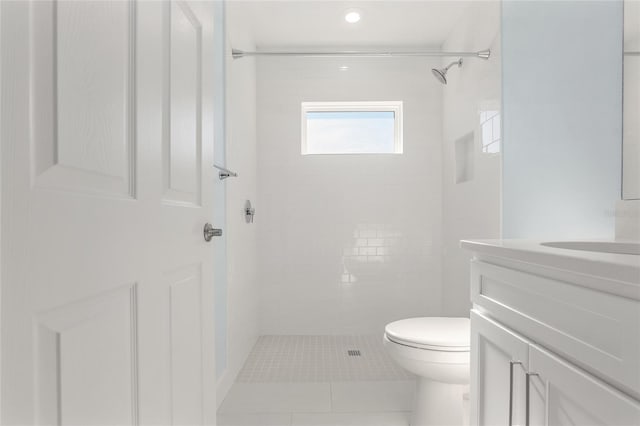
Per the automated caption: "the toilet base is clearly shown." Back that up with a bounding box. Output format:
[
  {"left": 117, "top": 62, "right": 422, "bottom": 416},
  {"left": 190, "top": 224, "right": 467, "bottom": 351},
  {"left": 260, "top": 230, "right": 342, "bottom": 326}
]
[{"left": 410, "top": 378, "right": 469, "bottom": 426}]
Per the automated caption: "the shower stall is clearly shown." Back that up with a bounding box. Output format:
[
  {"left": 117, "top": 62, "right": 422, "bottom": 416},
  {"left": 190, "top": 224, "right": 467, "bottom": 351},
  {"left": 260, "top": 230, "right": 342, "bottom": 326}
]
[{"left": 216, "top": 1, "right": 502, "bottom": 422}]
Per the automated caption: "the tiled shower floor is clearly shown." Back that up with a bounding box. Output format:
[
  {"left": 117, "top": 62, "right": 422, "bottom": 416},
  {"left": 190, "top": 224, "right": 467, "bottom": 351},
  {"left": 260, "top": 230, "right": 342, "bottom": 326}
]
[
  {"left": 237, "top": 335, "right": 413, "bottom": 383},
  {"left": 218, "top": 335, "right": 417, "bottom": 426}
]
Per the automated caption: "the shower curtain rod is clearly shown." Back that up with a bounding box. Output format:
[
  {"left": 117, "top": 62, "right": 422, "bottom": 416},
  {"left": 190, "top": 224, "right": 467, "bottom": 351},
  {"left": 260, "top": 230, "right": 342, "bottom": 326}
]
[{"left": 231, "top": 48, "right": 491, "bottom": 60}]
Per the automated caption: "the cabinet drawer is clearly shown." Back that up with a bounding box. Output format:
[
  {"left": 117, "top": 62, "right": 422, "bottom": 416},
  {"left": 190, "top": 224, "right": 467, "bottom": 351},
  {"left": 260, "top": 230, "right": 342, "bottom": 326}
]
[{"left": 471, "top": 259, "right": 640, "bottom": 398}]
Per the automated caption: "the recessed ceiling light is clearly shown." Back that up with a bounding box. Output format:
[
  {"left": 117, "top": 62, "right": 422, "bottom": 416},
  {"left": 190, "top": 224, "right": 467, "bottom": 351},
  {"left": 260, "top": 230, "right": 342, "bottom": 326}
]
[
  {"left": 344, "top": 11, "right": 361, "bottom": 24},
  {"left": 339, "top": 65, "right": 349, "bottom": 71}
]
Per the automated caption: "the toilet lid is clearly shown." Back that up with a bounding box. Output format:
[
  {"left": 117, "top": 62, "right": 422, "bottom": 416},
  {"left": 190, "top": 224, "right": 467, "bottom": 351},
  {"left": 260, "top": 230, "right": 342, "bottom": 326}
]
[{"left": 385, "top": 317, "right": 470, "bottom": 351}]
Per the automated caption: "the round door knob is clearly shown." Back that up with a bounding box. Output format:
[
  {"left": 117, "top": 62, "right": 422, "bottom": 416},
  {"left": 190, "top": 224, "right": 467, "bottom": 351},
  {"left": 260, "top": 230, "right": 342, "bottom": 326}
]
[{"left": 203, "top": 223, "right": 222, "bottom": 241}]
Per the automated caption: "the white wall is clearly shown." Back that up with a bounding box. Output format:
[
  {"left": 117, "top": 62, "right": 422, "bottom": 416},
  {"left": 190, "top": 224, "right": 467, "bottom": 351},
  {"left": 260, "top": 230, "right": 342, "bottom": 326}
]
[
  {"left": 441, "top": 1, "right": 502, "bottom": 316},
  {"left": 623, "top": 0, "right": 640, "bottom": 200},
  {"left": 256, "top": 57, "right": 444, "bottom": 335},
  {"left": 616, "top": 200, "right": 640, "bottom": 240},
  {"left": 216, "top": 5, "right": 259, "bottom": 405},
  {"left": 502, "top": 0, "right": 623, "bottom": 238}
]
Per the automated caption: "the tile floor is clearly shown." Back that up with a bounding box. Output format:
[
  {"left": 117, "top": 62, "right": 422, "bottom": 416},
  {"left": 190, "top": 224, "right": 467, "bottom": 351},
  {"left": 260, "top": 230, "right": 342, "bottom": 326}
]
[
  {"left": 237, "top": 335, "right": 413, "bottom": 383},
  {"left": 218, "top": 335, "right": 416, "bottom": 426}
]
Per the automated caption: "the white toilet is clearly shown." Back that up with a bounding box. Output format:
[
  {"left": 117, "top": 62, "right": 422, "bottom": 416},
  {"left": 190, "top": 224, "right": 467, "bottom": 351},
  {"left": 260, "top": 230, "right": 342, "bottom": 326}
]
[{"left": 383, "top": 317, "right": 470, "bottom": 426}]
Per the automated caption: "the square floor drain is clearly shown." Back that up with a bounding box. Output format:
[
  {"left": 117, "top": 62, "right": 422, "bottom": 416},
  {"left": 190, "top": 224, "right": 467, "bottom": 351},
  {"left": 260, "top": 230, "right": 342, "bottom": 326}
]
[{"left": 347, "top": 350, "right": 361, "bottom": 357}]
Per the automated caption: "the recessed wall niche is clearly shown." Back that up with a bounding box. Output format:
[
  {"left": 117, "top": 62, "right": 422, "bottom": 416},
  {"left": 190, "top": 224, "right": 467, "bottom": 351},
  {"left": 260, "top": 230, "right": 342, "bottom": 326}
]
[{"left": 455, "top": 131, "right": 475, "bottom": 184}]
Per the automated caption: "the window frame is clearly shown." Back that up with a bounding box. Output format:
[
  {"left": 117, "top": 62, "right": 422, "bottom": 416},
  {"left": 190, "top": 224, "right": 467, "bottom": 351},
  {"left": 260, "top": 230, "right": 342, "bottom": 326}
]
[{"left": 300, "top": 101, "right": 403, "bottom": 155}]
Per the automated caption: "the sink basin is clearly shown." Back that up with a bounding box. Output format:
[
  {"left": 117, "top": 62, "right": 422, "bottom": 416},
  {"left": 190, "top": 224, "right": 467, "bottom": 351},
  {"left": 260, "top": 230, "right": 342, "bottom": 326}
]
[{"left": 541, "top": 241, "right": 640, "bottom": 255}]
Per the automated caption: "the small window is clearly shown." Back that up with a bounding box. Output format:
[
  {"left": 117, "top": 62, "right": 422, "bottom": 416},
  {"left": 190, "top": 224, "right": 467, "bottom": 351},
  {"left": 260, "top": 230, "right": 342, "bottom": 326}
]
[{"left": 301, "top": 101, "right": 403, "bottom": 154}]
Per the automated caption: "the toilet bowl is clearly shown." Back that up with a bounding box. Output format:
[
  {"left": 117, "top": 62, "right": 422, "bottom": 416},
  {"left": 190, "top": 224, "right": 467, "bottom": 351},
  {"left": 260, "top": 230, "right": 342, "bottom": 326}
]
[{"left": 383, "top": 317, "right": 470, "bottom": 426}]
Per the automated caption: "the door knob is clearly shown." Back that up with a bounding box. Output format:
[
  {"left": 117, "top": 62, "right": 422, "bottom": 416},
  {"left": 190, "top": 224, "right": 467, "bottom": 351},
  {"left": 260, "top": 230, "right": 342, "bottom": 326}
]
[{"left": 203, "top": 223, "right": 222, "bottom": 241}]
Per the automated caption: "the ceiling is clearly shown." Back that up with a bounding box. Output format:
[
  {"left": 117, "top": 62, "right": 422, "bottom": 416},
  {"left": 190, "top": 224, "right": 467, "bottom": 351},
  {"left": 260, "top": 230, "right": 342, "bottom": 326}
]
[{"left": 226, "top": 1, "right": 476, "bottom": 49}]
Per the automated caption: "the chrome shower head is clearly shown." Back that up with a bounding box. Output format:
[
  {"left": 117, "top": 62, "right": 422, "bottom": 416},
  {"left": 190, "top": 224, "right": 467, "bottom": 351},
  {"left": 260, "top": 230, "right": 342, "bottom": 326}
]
[
  {"left": 431, "top": 58, "right": 463, "bottom": 84},
  {"left": 431, "top": 68, "right": 447, "bottom": 84}
]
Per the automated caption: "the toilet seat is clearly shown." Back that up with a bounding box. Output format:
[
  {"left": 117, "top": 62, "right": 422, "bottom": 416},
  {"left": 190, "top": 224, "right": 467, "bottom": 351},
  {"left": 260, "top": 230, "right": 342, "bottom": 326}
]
[{"left": 384, "top": 317, "right": 470, "bottom": 352}]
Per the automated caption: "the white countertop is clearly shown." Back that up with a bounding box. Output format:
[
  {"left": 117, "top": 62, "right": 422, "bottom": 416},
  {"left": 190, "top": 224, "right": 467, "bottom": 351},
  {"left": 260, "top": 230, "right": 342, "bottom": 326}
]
[{"left": 461, "top": 239, "right": 640, "bottom": 285}]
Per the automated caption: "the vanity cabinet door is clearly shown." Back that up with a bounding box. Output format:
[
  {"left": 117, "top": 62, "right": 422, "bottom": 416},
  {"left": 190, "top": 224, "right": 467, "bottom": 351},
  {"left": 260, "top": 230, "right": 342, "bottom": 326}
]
[
  {"left": 528, "top": 345, "right": 640, "bottom": 426},
  {"left": 471, "top": 310, "right": 530, "bottom": 426}
]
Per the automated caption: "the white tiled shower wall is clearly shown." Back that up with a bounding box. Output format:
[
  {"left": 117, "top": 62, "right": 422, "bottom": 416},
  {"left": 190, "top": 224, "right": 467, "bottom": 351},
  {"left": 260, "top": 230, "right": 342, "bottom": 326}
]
[
  {"left": 441, "top": 1, "right": 502, "bottom": 316},
  {"left": 256, "top": 56, "right": 445, "bottom": 335},
  {"left": 216, "top": 5, "right": 260, "bottom": 405}
]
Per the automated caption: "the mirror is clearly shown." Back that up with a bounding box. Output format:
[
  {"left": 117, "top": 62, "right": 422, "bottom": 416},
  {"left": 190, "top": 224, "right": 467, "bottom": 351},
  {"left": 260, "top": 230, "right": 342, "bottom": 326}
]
[{"left": 623, "top": 0, "right": 640, "bottom": 199}]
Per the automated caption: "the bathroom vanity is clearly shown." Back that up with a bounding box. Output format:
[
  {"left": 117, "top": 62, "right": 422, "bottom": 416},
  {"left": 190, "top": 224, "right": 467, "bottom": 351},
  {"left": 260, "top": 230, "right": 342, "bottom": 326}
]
[{"left": 462, "top": 240, "right": 640, "bottom": 426}]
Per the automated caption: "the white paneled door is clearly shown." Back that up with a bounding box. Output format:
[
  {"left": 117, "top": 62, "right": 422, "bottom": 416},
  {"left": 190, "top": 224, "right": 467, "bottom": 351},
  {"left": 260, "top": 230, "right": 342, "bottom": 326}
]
[{"left": 1, "top": 1, "right": 216, "bottom": 424}]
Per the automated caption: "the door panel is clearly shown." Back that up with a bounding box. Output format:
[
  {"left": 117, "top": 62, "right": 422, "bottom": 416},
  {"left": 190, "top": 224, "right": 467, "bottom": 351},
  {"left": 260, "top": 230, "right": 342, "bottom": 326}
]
[
  {"left": 471, "top": 310, "right": 530, "bottom": 426},
  {"left": 56, "top": 1, "right": 132, "bottom": 178},
  {"left": 36, "top": 284, "right": 138, "bottom": 425},
  {"left": 168, "top": 264, "right": 203, "bottom": 425},
  {"left": 1, "top": 1, "right": 216, "bottom": 424},
  {"left": 529, "top": 345, "right": 640, "bottom": 426},
  {"left": 31, "top": 0, "right": 136, "bottom": 198},
  {"left": 165, "top": 0, "right": 202, "bottom": 206}
]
